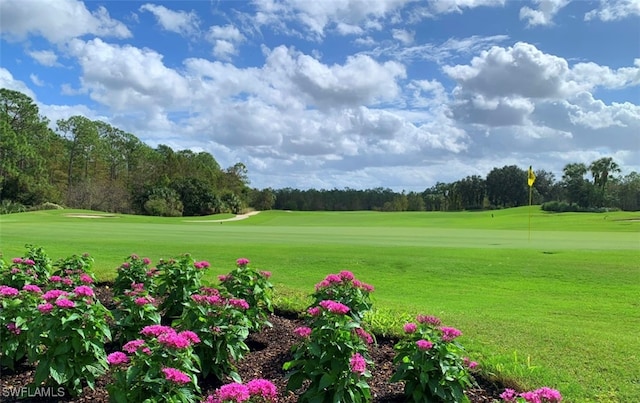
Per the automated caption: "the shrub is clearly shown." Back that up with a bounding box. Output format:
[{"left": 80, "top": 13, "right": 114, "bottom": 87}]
[
  {"left": 49, "top": 253, "right": 97, "bottom": 290},
  {"left": 175, "top": 286, "right": 251, "bottom": 381},
  {"left": 157, "top": 254, "right": 209, "bottom": 318},
  {"left": 0, "top": 245, "right": 52, "bottom": 289},
  {"left": 112, "top": 283, "right": 162, "bottom": 345},
  {"left": 390, "top": 314, "right": 475, "bottom": 402},
  {"left": 0, "top": 285, "right": 42, "bottom": 370},
  {"left": 112, "top": 254, "right": 158, "bottom": 297},
  {"left": 28, "top": 285, "right": 112, "bottom": 396},
  {"left": 107, "top": 325, "right": 201, "bottom": 403},
  {"left": 500, "top": 387, "right": 563, "bottom": 402},
  {"left": 310, "top": 270, "right": 374, "bottom": 322},
  {"left": 218, "top": 258, "right": 274, "bottom": 331},
  {"left": 204, "top": 379, "right": 278, "bottom": 403},
  {"left": 284, "top": 299, "right": 373, "bottom": 402}
]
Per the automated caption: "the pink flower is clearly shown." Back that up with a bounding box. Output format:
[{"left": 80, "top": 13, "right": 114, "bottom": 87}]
[
  {"left": 135, "top": 296, "right": 155, "bottom": 305},
  {"left": 162, "top": 367, "right": 191, "bottom": 384},
  {"left": 293, "top": 326, "right": 312, "bottom": 338},
  {"left": 62, "top": 278, "right": 73, "bottom": 286},
  {"left": 314, "top": 280, "right": 330, "bottom": 290},
  {"left": 339, "top": 270, "right": 355, "bottom": 280},
  {"left": 49, "top": 275, "right": 62, "bottom": 282},
  {"left": 42, "top": 289, "right": 67, "bottom": 301},
  {"left": 319, "top": 300, "right": 350, "bottom": 315},
  {"left": 130, "top": 254, "right": 139, "bottom": 260},
  {"left": 417, "top": 315, "right": 441, "bottom": 326},
  {"left": 349, "top": 353, "right": 367, "bottom": 375},
  {"left": 463, "top": 357, "right": 478, "bottom": 369},
  {"left": 80, "top": 274, "right": 94, "bottom": 284},
  {"left": 520, "top": 391, "right": 542, "bottom": 403},
  {"left": 360, "top": 283, "right": 374, "bottom": 292},
  {"left": 236, "top": 258, "right": 250, "bottom": 266},
  {"left": 246, "top": 379, "right": 278, "bottom": 400},
  {"left": 37, "top": 303, "right": 54, "bottom": 314},
  {"left": 7, "top": 322, "right": 21, "bottom": 335},
  {"left": 440, "top": 326, "right": 462, "bottom": 341},
  {"left": 10, "top": 268, "right": 20, "bottom": 274},
  {"left": 416, "top": 339, "right": 434, "bottom": 351},
  {"left": 260, "top": 270, "right": 272, "bottom": 278},
  {"left": 194, "top": 261, "right": 210, "bottom": 269},
  {"left": 22, "top": 284, "right": 43, "bottom": 293},
  {"left": 325, "top": 274, "right": 342, "bottom": 283},
  {"left": 218, "top": 274, "right": 231, "bottom": 282},
  {"left": 107, "top": 351, "right": 129, "bottom": 366},
  {"left": 24, "top": 259, "right": 35, "bottom": 266},
  {"left": 355, "top": 328, "right": 373, "bottom": 344},
  {"left": 12, "top": 257, "right": 23, "bottom": 263},
  {"left": 500, "top": 389, "right": 517, "bottom": 402},
  {"left": 55, "top": 298, "right": 75, "bottom": 308},
  {"left": 121, "top": 262, "right": 130, "bottom": 269},
  {"left": 73, "top": 285, "right": 94, "bottom": 297},
  {"left": 140, "top": 324, "right": 174, "bottom": 337},
  {"left": 403, "top": 323, "right": 417, "bottom": 334},
  {"left": 178, "top": 330, "right": 201, "bottom": 344},
  {"left": 229, "top": 298, "right": 249, "bottom": 310},
  {"left": 158, "top": 332, "right": 191, "bottom": 349},
  {"left": 216, "top": 382, "right": 250, "bottom": 402},
  {"left": 535, "top": 387, "right": 562, "bottom": 402},
  {"left": 0, "top": 286, "right": 19, "bottom": 297},
  {"left": 142, "top": 257, "right": 151, "bottom": 265},
  {"left": 123, "top": 339, "right": 146, "bottom": 354},
  {"left": 307, "top": 306, "right": 321, "bottom": 316}
]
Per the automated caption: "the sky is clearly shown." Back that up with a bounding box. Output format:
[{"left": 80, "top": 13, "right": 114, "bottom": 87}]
[{"left": 1, "top": 0, "right": 639, "bottom": 192}]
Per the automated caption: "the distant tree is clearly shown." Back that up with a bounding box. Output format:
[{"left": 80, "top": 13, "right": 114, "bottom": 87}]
[
  {"left": 589, "top": 157, "right": 621, "bottom": 207},
  {"left": 250, "top": 188, "right": 276, "bottom": 210},
  {"left": 562, "top": 163, "right": 593, "bottom": 207},
  {"left": 485, "top": 165, "right": 528, "bottom": 208},
  {"left": 614, "top": 172, "right": 640, "bottom": 211}
]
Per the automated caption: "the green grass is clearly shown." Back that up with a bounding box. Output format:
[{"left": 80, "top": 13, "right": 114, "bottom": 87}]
[{"left": 1, "top": 207, "right": 639, "bottom": 402}]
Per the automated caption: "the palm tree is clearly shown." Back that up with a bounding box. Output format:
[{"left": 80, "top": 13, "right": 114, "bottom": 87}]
[{"left": 589, "top": 157, "right": 621, "bottom": 206}]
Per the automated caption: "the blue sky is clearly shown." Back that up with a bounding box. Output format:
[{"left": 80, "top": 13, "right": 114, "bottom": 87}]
[{"left": 1, "top": 0, "right": 639, "bottom": 191}]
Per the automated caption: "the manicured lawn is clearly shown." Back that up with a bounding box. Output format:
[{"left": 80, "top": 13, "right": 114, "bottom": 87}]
[{"left": 1, "top": 207, "right": 638, "bottom": 402}]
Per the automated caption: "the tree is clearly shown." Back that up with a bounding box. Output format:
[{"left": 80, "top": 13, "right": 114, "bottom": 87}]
[
  {"left": 562, "top": 163, "right": 592, "bottom": 207},
  {"left": 485, "top": 165, "right": 528, "bottom": 208},
  {"left": 589, "top": 157, "right": 621, "bottom": 207}
]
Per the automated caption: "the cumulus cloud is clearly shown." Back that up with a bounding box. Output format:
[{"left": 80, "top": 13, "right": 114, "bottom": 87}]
[
  {"left": 139, "top": 3, "right": 200, "bottom": 37},
  {"left": 0, "top": 0, "right": 130, "bottom": 43},
  {"left": 27, "top": 50, "right": 60, "bottom": 66},
  {"left": 206, "top": 25, "right": 246, "bottom": 60},
  {"left": 0, "top": 68, "right": 36, "bottom": 98},
  {"left": 584, "top": 0, "right": 640, "bottom": 21},
  {"left": 520, "top": 0, "right": 571, "bottom": 27}
]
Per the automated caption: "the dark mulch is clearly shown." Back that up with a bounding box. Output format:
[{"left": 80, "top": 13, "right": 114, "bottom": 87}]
[{"left": 0, "top": 284, "right": 505, "bottom": 402}]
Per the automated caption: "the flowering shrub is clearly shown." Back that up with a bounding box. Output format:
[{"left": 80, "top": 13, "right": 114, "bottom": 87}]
[
  {"left": 204, "top": 379, "right": 278, "bottom": 403},
  {"left": 48, "top": 253, "right": 97, "bottom": 291},
  {"left": 157, "top": 254, "right": 209, "bottom": 318},
  {"left": 0, "top": 284, "right": 42, "bottom": 370},
  {"left": 175, "top": 286, "right": 251, "bottom": 381},
  {"left": 390, "top": 314, "right": 475, "bottom": 402},
  {"left": 0, "top": 245, "right": 54, "bottom": 288},
  {"left": 112, "top": 282, "right": 162, "bottom": 345},
  {"left": 218, "top": 257, "right": 274, "bottom": 331},
  {"left": 107, "top": 324, "right": 201, "bottom": 403},
  {"left": 310, "top": 270, "right": 374, "bottom": 322},
  {"left": 28, "top": 285, "right": 112, "bottom": 396},
  {"left": 284, "top": 299, "right": 373, "bottom": 402},
  {"left": 112, "top": 254, "right": 157, "bottom": 296},
  {"left": 500, "top": 387, "right": 563, "bottom": 402}
]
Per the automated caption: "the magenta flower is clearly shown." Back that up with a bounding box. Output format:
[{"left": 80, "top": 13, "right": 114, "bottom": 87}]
[
  {"left": 55, "top": 298, "right": 75, "bottom": 308},
  {"left": 260, "top": 270, "right": 272, "bottom": 278},
  {"left": 22, "top": 284, "right": 43, "bottom": 293},
  {"left": 121, "top": 262, "right": 130, "bottom": 269},
  {"left": 216, "top": 382, "right": 250, "bottom": 402},
  {"left": 140, "top": 324, "right": 174, "bottom": 337},
  {"left": 360, "top": 283, "right": 375, "bottom": 292},
  {"left": 403, "top": 323, "right": 417, "bottom": 334},
  {"left": 218, "top": 274, "right": 231, "bottom": 282},
  {"left": 463, "top": 357, "right": 478, "bottom": 369},
  {"left": 307, "top": 306, "right": 321, "bottom": 316},
  {"left": 135, "top": 296, "right": 155, "bottom": 305},
  {"left": 293, "top": 326, "right": 312, "bottom": 338},
  {"left": 158, "top": 332, "right": 192, "bottom": 349},
  {"left": 73, "top": 285, "right": 94, "bottom": 297},
  {"left": 500, "top": 388, "right": 517, "bottom": 402},
  {"left": 107, "top": 351, "right": 129, "bottom": 366},
  {"left": 142, "top": 257, "right": 151, "bottom": 265},
  {"left": 7, "top": 322, "right": 21, "bottom": 335},
  {"left": 325, "top": 274, "right": 342, "bottom": 283},
  {"left": 162, "top": 367, "right": 191, "bottom": 384},
  {"left": 12, "top": 257, "right": 23, "bottom": 264},
  {"left": 417, "top": 314, "right": 441, "bottom": 326},
  {"left": 416, "top": 339, "right": 434, "bottom": 351},
  {"left": 236, "top": 258, "right": 250, "bottom": 266},
  {"left": 355, "top": 327, "right": 374, "bottom": 344},
  {"left": 535, "top": 387, "right": 562, "bottom": 402},
  {"left": 229, "top": 298, "right": 249, "bottom": 310},
  {"left": 319, "top": 300, "right": 350, "bottom": 315},
  {"left": 178, "top": 330, "right": 201, "bottom": 344},
  {"left": 49, "top": 275, "right": 62, "bottom": 282},
  {"left": 440, "top": 326, "right": 462, "bottom": 341},
  {"left": 24, "top": 259, "right": 35, "bottom": 266},
  {"left": 0, "top": 286, "right": 19, "bottom": 297},
  {"left": 246, "top": 379, "right": 278, "bottom": 400},
  {"left": 79, "top": 273, "right": 94, "bottom": 284},
  {"left": 520, "top": 391, "right": 542, "bottom": 403},
  {"left": 194, "top": 261, "right": 210, "bottom": 269},
  {"left": 123, "top": 339, "right": 146, "bottom": 354},
  {"left": 42, "top": 289, "right": 68, "bottom": 301},
  {"left": 62, "top": 278, "right": 73, "bottom": 286},
  {"left": 37, "top": 302, "right": 54, "bottom": 314},
  {"left": 10, "top": 268, "right": 20, "bottom": 274},
  {"left": 339, "top": 270, "right": 355, "bottom": 280},
  {"left": 314, "top": 279, "right": 330, "bottom": 290},
  {"left": 349, "top": 353, "right": 367, "bottom": 375}
]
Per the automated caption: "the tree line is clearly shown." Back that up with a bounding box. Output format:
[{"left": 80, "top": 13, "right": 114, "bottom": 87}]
[{"left": 1, "top": 88, "right": 638, "bottom": 215}]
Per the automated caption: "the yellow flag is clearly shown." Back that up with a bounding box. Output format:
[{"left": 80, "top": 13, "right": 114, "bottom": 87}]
[{"left": 528, "top": 166, "right": 536, "bottom": 187}]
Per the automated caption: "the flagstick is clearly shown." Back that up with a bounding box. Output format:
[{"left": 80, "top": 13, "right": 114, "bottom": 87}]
[{"left": 528, "top": 185, "right": 533, "bottom": 242}]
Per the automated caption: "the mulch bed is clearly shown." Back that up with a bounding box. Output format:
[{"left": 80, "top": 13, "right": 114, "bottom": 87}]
[{"left": 0, "top": 284, "right": 506, "bottom": 402}]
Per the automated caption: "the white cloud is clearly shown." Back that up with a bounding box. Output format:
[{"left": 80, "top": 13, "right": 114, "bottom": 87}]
[
  {"left": 139, "top": 3, "right": 200, "bottom": 37},
  {"left": 206, "top": 25, "right": 246, "bottom": 60},
  {"left": 585, "top": 0, "right": 640, "bottom": 21},
  {"left": 0, "top": 68, "right": 36, "bottom": 98},
  {"left": 425, "top": 0, "right": 506, "bottom": 15},
  {"left": 520, "top": 0, "right": 572, "bottom": 27},
  {"left": 30, "top": 74, "right": 45, "bottom": 87},
  {"left": 27, "top": 50, "right": 60, "bottom": 66},
  {"left": 0, "top": 0, "right": 131, "bottom": 43},
  {"left": 392, "top": 29, "right": 414, "bottom": 45}
]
